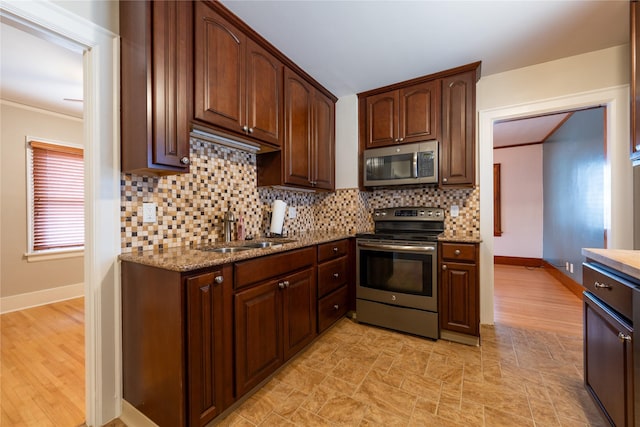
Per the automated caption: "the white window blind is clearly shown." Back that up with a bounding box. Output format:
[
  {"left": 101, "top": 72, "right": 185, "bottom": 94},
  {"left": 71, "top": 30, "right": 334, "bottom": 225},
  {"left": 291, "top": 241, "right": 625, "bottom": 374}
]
[{"left": 29, "top": 140, "right": 84, "bottom": 251}]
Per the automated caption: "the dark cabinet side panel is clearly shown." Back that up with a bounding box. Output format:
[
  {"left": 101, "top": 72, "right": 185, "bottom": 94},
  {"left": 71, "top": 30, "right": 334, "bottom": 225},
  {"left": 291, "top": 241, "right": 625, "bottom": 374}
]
[{"left": 312, "top": 90, "right": 335, "bottom": 190}]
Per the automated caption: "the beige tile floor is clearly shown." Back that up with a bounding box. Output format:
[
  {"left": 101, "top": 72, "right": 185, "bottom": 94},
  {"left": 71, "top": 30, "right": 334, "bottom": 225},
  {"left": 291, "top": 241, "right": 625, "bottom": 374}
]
[{"left": 217, "top": 318, "right": 607, "bottom": 427}]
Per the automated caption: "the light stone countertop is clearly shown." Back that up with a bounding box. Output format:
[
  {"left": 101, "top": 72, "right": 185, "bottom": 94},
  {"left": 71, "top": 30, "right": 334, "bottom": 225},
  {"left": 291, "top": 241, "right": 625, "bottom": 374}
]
[
  {"left": 437, "top": 232, "right": 482, "bottom": 243},
  {"left": 119, "top": 231, "right": 353, "bottom": 272},
  {"left": 582, "top": 248, "right": 640, "bottom": 282}
]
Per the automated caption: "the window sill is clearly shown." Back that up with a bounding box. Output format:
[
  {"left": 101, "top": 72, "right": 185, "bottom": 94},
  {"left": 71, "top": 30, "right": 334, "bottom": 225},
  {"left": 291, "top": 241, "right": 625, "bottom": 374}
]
[{"left": 25, "top": 248, "right": 84, "bottom": 262}]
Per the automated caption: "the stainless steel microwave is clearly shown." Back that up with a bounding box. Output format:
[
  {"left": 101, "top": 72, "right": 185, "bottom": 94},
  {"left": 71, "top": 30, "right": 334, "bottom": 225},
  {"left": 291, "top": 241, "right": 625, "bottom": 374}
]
[{"left": 363, "top": 141, "right": 438, "bottom": 187}]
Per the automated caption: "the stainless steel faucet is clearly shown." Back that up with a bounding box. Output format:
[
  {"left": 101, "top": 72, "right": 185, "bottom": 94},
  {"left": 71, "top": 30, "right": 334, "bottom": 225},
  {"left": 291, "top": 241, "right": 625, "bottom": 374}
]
[{"left": 223, "top": 204, "right": 236, "bottom": 243}]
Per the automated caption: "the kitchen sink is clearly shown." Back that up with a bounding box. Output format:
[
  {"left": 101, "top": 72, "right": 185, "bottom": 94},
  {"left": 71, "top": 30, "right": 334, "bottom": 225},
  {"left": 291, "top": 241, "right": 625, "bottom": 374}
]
[
  {"left": 200, "top": 239, "right": 296, "bottom": 253},
  {"left": 242, "top": 239, "right": 297, "bottom": 249},
  {"left": 201, "top": 246, "right": 252, "bottom": 253}
]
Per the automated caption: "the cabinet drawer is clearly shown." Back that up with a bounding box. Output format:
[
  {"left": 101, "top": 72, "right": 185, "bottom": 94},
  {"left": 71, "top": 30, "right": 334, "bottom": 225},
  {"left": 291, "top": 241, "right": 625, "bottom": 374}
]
[
  {"left": 317, "top": 256, "right": 347, "bottom": 298},
  {"left": 583, "top": 262, "right": 634, "bottom": 321},
  {"left": 318, "top": 285, "right": 348, "bottom": 332},
  {"left": 317, "top": 239, "right": 349, "bottom": 263},
  {"left": 234, "top": 247, "right": 315, "bottom": 290},
  {"left": 440, "top": 242, "right": 477, "bottom": 262}
]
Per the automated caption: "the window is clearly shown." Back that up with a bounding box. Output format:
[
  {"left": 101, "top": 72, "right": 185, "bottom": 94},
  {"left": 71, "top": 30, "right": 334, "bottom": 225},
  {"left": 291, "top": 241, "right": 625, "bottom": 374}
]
[{"left": 27, "top": 138, "right": 84, "bottom": 255}]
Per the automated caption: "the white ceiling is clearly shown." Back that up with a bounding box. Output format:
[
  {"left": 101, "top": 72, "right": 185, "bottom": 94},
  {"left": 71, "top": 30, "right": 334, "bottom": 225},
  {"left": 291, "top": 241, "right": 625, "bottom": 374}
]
[
  {"left": 493, "top": 113, "right": 572, "bottom": 148},
  {"left": 0, "top": 1, "right": 629, "bottom": 137},
  {"left": 0, "top": 22, "right": 83, "bottom": 117}
]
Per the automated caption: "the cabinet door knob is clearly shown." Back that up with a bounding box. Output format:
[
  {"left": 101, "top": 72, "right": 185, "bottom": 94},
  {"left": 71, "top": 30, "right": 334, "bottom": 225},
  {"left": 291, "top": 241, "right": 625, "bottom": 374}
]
[
  {"left": 248, "top": 127, "right": 254, "bottom": 134},
  {"left": 332, "top": 247, "right": 338, "bottom": 253},
  {"left": 283, "top": 280, "right": 290, "bottom": 288},
  {"left": 214, "top": 275, "right": 223, "bottom": 284},
  {"left": 333, "top": 304, "right": 339, "bottom": 310},
  {"left": 242, "top": 125, "right": 249, "bottom": 132},
  {"left": 333, "top": 273, "right": 339, "bottom": 279},
  {"left": 442, "top": 265, "right": 447, "bottom": 270},
  {"left": 398, "top": 137, "right": 404, "bottom": 142},
  {"left": 180, "top": 156, "right": 190, "bottom": 165},
  {"left": 278, "top": 282, "right": 285, "bottom": 289},
  {"left": 442, "top": 178, "right": 448, "bottom": 183},
  {"left": 454, "top": 249, "right": 461, "bottom": 256},
  {"left": 618, "top": 332, "right": 632, "bottom": 342}
]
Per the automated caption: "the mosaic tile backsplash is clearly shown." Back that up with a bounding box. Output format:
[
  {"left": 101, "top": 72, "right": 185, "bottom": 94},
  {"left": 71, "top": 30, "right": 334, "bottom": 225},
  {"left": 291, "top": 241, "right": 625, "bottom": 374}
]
[{"left": 120, "top": 138, "right": 480, "bottom": 253}]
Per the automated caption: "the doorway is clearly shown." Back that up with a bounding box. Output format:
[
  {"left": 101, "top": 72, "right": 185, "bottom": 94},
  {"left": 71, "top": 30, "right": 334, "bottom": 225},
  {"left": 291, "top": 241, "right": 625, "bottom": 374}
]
[{"left": 0, "top": 2, "right": 120, "bottom": 426}]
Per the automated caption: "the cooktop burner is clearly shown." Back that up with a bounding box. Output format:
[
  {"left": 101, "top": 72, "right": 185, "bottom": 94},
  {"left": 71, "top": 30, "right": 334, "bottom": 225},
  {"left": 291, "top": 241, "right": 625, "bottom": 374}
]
[{"left": 359, "top": 207, "right": 445, "bottom": 241}]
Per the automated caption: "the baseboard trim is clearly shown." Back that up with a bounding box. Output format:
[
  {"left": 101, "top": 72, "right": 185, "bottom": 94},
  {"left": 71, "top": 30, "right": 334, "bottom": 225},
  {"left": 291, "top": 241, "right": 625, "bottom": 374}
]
[
  {"left": 494, "top": 256, "right": 544, "bottom": 267},
  {"left": 120, "top": 400, "right": 159, "bottom": 427},
  {"left": 0, "top": 283, "right": 84, "bottom": 314},
  {"left": 542, "top": 261, "right": 584, "bottom": 299}
]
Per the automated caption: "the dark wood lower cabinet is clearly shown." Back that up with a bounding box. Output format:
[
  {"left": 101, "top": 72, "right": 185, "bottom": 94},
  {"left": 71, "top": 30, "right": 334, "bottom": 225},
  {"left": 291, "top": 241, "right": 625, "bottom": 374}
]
[
  {"left": 438, "top": 242, "right": 479, "bottom": 340},
  {"left": 234, "top": 247, "right": 316, "bottom": 398},
  {"left": 121, "top": 262, "right": 233, "bottom": 427},
  {"left": 584, "top": 292, "right": 634, "bottom": 426}
]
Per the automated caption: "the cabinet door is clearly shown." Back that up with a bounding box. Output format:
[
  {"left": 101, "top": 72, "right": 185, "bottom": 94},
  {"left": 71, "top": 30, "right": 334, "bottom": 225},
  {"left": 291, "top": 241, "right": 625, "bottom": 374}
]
[
  {"left": 584, "top": 293, "right": 634, "bottom": 427},
  {"left": 194, "top": 2, "right": 246, "bottom": 134},
  {"left": 312, "top": 90, "right": 335, "bottom": 190},
  {"left": 399, "top": 81, "right": 440, "bottom": 144},
  {"left": 282, "top": 268, "right": 317, "bottom": 360},
  {"left": 441, "top": 71, "right": 475, "bottom": 186},
  {"left": 120, "top": 1, "right": 191, "bottom": 174},
  {"left": 234, "top": 280, "right": 283, "bottom": 397},
  {"left": 631, "top": 1, "right": 640, "bottom": 162},
  {"left": 246, "top": 39, "right": 283, "bottom": 146},
  {"left": 283, "top": 68, "right": 313, "bottom": 187},
  {"left": 186, "top": 271, "right": 225, "bottom": 426},
  {"left": 365, "top": 91, "right": 399, "bottom": 148},
  {"left": 439, "top": 261, "right": 478, "bottom": 336}
]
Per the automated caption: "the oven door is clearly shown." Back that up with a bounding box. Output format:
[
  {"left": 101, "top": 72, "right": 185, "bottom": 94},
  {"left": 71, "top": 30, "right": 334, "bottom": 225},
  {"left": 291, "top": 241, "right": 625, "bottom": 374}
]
[{"left": 356, "top": 239, "right": 437, "bottom": 312}]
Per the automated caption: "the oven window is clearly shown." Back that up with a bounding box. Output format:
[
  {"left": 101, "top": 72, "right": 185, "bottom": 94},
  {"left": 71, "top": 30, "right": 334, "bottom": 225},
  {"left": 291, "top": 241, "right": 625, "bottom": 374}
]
[{"left": 359, "top": 249, "right": 432, "bottom": 296}]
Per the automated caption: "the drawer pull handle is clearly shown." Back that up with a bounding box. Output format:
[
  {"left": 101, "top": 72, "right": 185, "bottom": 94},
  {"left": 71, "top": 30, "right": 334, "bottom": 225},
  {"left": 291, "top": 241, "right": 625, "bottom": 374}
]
[
  {"left": 454, "top": 249, "right": 461, "bottom": 255},
  {"left": 333, "top": 304, "right": 339, "bottom": 310},
  {"left": 333, "top": 273, "right": 339, "bottom": 279},
  {"left": 333, "top": 247, "right": 339, "bottom": 253},
  {"left": 618, "top": 332, "right": 632, "bottom": 343},
  {"left": 214, "top": 276, "right": 223, "bottom": 284},
  {"left": 594, "top": 281, "right": 612, "bottom": 289}
]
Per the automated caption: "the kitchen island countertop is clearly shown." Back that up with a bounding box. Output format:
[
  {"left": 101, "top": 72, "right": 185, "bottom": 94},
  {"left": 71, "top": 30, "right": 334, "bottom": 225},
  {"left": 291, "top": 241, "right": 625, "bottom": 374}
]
[
  {"left": 119, "top": 231, "right": 353, "bottom": 272},
  {"left": 582, "top": 248, "right": 640, "bottom": 282}
]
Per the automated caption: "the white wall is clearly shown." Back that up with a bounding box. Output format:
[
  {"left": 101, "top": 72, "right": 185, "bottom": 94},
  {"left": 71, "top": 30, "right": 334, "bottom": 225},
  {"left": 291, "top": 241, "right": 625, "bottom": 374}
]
[
  {"left": 493, "top": 144, "right": 543, "bottom": 258},
  {"left": 335, "top": 94, "right": 359, "bottom": 189}
]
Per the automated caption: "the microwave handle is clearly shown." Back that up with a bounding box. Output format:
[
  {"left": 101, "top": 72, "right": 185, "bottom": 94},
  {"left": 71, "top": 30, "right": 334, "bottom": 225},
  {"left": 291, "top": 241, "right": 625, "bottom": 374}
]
[{"left": 412, "top": 152, "right": 418, "bottom": 178}]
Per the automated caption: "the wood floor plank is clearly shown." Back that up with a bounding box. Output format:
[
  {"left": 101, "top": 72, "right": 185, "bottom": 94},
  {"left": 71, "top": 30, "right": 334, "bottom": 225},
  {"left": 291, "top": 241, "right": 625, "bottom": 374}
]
[
  {"left": 1, "top": 298, "right": 86, "bottom": 426},
  {"left": 494, "top": 264, "right": 583, "bottom": 335}
]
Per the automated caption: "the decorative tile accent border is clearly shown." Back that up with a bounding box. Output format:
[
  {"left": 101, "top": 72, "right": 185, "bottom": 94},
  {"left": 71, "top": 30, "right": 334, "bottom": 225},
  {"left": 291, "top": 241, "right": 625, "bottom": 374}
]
[{"left": 120, "top": 139, "right": 480, "bottom": 253}]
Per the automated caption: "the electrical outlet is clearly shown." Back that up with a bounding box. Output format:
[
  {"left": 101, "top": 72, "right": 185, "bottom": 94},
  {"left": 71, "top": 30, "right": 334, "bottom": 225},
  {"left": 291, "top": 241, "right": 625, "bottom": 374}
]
[
  {"left": 565, "top": 261, "right": 569, "bottom": 271},
  {"left": 288, "top": 206, "right": 297, "bottom": 219},
  {"left": 450, "top": 205, "right": 459, "bottom": 218},
  {"left": 570, "top": 263, "right": 574, "bottom": 274},
  {"left": 143, "top": 202, "right": 157, "bottom": 223}
]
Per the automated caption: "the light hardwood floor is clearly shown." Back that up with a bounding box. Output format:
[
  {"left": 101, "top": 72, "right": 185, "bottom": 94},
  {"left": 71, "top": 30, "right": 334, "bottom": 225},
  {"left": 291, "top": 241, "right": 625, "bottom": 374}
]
[
  {"left": 1, "top": 265, "right": 589, "bottom": 426},
  {"left": 1, "top": 297, "right": 85, "bottom": 426}
]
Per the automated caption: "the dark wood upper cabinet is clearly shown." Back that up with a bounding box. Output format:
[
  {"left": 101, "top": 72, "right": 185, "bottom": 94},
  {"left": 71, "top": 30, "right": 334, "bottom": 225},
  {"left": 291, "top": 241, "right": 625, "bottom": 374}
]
[
  {"left": 194, "top": 2, "right": 283, "bottom": 147},
  {"left": 631, "top": 1, "right": 640, "bottom": 162},
  {"left": 440, "top": 69, "right": 477, "bottom": 187},
  {"left": 120, "top": 0, "right": 192, "bottom": 175},
  {"left": 358, "top": 62, "right": 480, "bottom": 188},
  {"left": 258, "top": 67, "right": 336, "bottom": 191},
  {"left": 364, "top": 80, "right": 440, "bottom": 149}
]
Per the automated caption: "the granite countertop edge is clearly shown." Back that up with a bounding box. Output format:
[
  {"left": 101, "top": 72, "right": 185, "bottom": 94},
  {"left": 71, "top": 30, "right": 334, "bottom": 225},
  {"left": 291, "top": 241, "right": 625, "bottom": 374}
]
[
  {"left": 437, "top": 234, "right": 482, "bottom": 243},
  {"left": 119, "top": 232, "right": 354, "bottom": 272},
  {"left": 582, "top": 248, "right": 640, "bottom": 282}
]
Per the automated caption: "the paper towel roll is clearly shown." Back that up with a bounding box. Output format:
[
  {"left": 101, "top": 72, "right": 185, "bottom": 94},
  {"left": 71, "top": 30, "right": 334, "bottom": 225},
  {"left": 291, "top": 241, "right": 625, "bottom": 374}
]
[{"left": 270, "top": 200, "right": 287, "bottom": 235}]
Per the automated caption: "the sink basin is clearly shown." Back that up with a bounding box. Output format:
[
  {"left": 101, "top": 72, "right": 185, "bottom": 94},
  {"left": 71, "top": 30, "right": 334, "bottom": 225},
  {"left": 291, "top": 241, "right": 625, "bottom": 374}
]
[
  {"left": 242, "top": 239, "right": 297, "bottom": 249},
  {"left": 201, "top": 246, "right": 251, "bottom": 253}
]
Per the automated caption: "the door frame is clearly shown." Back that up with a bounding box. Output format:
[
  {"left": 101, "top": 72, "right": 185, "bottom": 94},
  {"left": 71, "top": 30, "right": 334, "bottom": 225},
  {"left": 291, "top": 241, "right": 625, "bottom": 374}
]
[
  {"left": 0, "top": 3, "right": 121, "bottom": 425},
  {"left": 478, "top": 85, "right": 632, "bottom": 326}
]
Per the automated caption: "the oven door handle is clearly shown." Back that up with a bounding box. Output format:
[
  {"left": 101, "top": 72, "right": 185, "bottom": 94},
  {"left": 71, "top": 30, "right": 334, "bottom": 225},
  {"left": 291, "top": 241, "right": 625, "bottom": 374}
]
[{"left": 357, "top": 242, "right": 436, "bottom": 253}]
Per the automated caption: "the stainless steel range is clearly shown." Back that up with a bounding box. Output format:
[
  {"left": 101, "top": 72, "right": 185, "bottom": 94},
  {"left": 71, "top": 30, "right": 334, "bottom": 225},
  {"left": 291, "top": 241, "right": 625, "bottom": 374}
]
[{"left": 356, "top": 207, "right": 444, "bottom": 339}]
